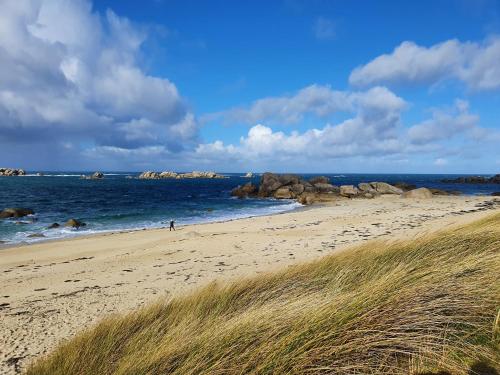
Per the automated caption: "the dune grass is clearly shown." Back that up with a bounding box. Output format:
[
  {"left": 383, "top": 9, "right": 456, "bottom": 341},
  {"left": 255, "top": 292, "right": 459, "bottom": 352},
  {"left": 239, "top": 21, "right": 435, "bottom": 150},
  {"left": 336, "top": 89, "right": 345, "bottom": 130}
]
[{"left": 27, "top": 213, "right": 500, "bottom": 375}]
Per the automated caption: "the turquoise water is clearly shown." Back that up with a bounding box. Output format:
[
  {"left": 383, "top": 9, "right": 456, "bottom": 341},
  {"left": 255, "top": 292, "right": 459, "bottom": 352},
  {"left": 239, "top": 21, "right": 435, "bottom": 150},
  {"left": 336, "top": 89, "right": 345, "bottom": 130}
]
[{"left": 0, "top": 172, "right": 497, "bottom": 245}]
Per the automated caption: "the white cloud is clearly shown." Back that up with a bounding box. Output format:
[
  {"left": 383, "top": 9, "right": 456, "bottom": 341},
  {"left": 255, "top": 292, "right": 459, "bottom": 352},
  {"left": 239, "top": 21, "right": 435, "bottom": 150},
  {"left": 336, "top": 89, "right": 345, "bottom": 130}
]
[
  {"left": 0, "top": 0, "right": 197, "bottom": 165},
  {"left": 434, "top": 158, "right": 448, "bottom": 166},
  {"left": 204, "top": 85, "right": 405, "bottom": 126},
  {"left": 349, "top": 36, "right": 500, "bottom": 91},
  {"left": 313, "top": 17, "right": 335, "bottom": 40},
  {"left": 408, "top": 99, "right": 479, "bottom": 144}
]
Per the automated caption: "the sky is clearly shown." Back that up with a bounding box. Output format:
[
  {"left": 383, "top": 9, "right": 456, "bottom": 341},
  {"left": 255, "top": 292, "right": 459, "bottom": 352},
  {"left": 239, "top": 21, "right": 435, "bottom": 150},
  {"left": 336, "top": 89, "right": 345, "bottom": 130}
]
[{"left": 1, "top": 0, "right": 500, "bottom": 173}]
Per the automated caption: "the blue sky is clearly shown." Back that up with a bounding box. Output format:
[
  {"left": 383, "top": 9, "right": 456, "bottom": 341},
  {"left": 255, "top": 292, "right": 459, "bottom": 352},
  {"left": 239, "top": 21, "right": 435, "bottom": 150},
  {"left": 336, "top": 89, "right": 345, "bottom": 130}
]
[{"left": 1, "top": 0, "right": 499, "bottom": 172}]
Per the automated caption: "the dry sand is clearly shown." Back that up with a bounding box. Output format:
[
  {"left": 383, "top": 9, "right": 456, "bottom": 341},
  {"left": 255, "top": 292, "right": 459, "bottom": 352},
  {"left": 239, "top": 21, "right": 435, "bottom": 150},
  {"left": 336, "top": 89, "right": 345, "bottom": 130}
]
[{"left": 1, "top": 195, "right": 499, "bottom": 374}]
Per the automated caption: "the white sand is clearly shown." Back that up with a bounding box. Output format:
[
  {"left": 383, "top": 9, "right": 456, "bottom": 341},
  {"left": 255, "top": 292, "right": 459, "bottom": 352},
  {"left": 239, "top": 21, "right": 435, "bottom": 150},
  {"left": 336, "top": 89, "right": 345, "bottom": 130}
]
[{"left": 0, "top": 195, "right": 498, "bottom": 374}]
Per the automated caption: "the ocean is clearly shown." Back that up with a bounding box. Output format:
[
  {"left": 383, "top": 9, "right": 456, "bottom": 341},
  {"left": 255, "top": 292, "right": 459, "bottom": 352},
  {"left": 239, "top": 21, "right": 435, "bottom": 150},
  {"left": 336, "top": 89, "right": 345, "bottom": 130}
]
[{"left": 0, "top": 173, "right": 498, "bottom": 246}]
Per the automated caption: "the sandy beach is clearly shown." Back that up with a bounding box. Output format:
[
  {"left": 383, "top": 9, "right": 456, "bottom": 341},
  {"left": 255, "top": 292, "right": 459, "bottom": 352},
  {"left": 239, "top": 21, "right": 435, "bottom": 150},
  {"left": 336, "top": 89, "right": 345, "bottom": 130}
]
[{"left": 1, "top": 195, "right": 499, "bottom": 374}]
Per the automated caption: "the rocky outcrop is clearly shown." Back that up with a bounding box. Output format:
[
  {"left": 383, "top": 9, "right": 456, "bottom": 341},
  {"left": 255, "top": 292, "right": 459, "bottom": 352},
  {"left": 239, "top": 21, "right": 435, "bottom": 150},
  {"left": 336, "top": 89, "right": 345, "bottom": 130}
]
[
  {"left": 0, "top": 168, "right": 26, "bottom": 176},
  {"left": 309, "top": 176, "right": 330, "bottom": 185},
  {"left": 401, "top": 188, "right": 433, "bottom": 199},
  {"left": 441, "top": 174, "right": 500, "bottom": 184},
  {"left": 231, "top": 183, "right": 258, "bottom": 198},
  {"left": 81, "top": 172, "right": 104, "bottom": 179},
  {"left": 394, "top": 182, "right": 417, "bottom": 192},
  {"left": 370, "top": 182, "right": 403, "bottom": 195},
  {"left": 139, "top": 171, "right": 225, "bottom": 179},
  {"left": 65, "top": 219, "right": 86, "bottom": 228},
  {"left": 340, "top": 185, "right": 359, "bottom": 198},
  {"left": 0, "top": 208, "right": 34, "bottom": 219}
]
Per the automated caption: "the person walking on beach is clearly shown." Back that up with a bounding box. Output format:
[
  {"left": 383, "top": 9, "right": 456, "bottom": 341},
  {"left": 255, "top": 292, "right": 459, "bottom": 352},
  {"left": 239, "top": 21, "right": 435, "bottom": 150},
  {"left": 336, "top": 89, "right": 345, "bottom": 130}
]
[{"left": 169, "top": 219, "right": 175, "bottom": 231}]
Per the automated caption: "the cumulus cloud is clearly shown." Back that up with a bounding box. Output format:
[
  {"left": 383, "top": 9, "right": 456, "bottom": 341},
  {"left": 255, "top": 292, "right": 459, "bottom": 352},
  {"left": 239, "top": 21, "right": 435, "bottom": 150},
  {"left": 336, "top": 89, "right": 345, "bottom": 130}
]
[
  {"left": 197, "top": 86, "right": 408, "bottom": 164},
  {"left": 204, "top": 84, "right": 405, "bottom": 126},
  {"left": 349, "top": 36, "right": 500, "bottom": 90},
  {"left": 0, "top": 0, "right": 197, "bottom": 167},
  {"left": 408, "top": 99, "right": 479, "bottom": 144}
]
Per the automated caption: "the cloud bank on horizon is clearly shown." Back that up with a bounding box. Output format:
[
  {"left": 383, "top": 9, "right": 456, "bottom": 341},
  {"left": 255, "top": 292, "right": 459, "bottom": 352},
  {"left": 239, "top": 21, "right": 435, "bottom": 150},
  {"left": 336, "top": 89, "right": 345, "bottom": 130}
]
[{"left": 0, "top": 0, "right": 499, "bottom": 172}]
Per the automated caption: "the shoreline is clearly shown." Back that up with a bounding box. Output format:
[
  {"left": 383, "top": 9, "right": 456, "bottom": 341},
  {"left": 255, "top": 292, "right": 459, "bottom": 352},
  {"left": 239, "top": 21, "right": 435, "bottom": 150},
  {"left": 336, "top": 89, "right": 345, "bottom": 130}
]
[
  {"left": 1, "top": 195, "right": 499, "bottom": 374},
  {"left": 0, "top": 199, "right": 307, "bottom": 250}
]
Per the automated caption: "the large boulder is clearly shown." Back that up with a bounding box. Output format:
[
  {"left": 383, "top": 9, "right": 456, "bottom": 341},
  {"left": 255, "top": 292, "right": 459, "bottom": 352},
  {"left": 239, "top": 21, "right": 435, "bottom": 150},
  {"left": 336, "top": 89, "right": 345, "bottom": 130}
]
[
  {"left": 298, "top": 193, "right": 316, "bottom": 205},
  {"left": 309, "top": 176, "right": 330, "bottom": 185},
  {"left": 258, "top": 173, "right": 283, "bottom": 197},
  {"left": 393, "top": 182, "right": 417, "bottom": 192},
  {"left": 401, "top": 188, "right": 433, "bottom": 199},
  {"left": 278, "top": 174, "right": 300, "bottom": 186},
  {"left": 340, "top": 185, "right": 359, "bottom": 198},
  {"left": 290, "top": 183, "right": 305, "bottom": 195},
  {"left": 314, "top": 183, "right": 339, "bottom": 193},
  {"left": 371, "top": 182, "right": 403, "bottom": 195},
  {"left": 65, "top": 219, "right": 86, "bottom": 228},
  {"left": 0, "top": 208, "right": 34, "bottom": 219},
  {"left": 274, "top": 187, "right": 294, "bottom": 199},
  {"left": 231, "top": 183, "right": 258, "bottom": 198}
]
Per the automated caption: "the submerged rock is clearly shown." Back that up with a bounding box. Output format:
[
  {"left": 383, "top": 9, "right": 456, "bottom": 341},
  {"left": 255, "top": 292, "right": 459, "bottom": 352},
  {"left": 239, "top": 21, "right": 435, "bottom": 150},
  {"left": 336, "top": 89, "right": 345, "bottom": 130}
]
[
  {"left": 0, "top": 208, "right": 34, "bottom": 219},
  {"left": 28, "top": 233, "right": 45, "bottom": 238},
  {"left": 441, "top": 174, "right": 500, "bottom": 184},
  {"left": 47, "top": 223, "right": 60, "bottom": 229},
  {"left": 65, "top": 219, "right": 86, "bottom": 228}
]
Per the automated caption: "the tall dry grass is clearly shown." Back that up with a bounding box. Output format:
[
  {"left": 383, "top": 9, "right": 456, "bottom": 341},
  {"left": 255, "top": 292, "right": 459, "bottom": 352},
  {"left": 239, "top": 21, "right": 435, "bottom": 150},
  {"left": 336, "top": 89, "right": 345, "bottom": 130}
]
[{"left": 27, "top": 213, "right": 500, "bottom": 374}]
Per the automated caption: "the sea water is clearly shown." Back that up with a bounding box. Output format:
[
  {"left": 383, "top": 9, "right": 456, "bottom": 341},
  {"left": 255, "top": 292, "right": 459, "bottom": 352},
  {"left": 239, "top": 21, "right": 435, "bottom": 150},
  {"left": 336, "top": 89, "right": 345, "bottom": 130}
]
[{"left": 0, "top": 173, "right": 497, "bottom": 245}]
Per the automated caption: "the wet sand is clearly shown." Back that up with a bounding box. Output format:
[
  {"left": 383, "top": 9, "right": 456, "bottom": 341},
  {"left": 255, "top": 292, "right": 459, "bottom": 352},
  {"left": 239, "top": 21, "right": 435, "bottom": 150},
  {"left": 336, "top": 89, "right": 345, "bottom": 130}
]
[{"left": 1, "top": 195, "right": 499, "bottom": 374}]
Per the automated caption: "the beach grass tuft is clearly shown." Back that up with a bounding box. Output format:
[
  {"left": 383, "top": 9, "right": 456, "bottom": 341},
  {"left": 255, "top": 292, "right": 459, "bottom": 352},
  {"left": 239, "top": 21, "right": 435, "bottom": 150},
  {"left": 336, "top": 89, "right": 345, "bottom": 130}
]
[{"left": 27, "top": 213, "right": 500, "bottom": 374}]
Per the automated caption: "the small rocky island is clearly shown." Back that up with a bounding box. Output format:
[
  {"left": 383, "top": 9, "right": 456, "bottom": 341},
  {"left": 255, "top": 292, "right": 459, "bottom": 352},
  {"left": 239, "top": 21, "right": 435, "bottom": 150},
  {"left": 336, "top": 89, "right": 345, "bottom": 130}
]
[
  {"left": 232, "top": 173, "right": 459, "bottom": 205},
  {"left": 0, "top": 167, "right": 26, "bottom": 176},
  {"left": 80, "top": 172, "right": 104, "bottom": 179},
  {"left": 441, "top": 174, "right": 500, "bottom": 184},
  {"left": 138, "top": 171, "right": 225, "bottom": 179}
]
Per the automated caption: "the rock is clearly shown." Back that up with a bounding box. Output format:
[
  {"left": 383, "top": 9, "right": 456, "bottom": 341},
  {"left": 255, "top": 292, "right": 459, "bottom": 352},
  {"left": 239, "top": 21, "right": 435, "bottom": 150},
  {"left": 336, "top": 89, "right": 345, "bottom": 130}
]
[
  {"left": 298, "top": 193, "right": 316, "bottom": 205},
  {"left": 364, "top": 192, "right": 374, "bottom": 199},
  {"left": 309, "top": 176, "right": 330, "bottom": 185},
  {"left": 393, "top": 182, "right": 417, "bottom": 191},
  {"left": 290, "top": 183, "right": 305, "bottom": 195},
  {"left": 401, "top": 188, "right": 433, "bottom": 199},
  {"left": 47, "top": 223, "right": 60, "bottom": 229},
  {"left": 0, "top": 208, "right": 34, "bottom": 219},
  {"left": 274, "top": 187, "right": 294, "bottom": 199},
  {"left": 258, "top": 173, "right": 283, "bottom": 197},
  {"left": 65, "top": 219, "right": 86, "bottom": 228},
  {"left": 428, "top": 188, "right": 461, "bottom": 196},
  {"left": 139, "top": 171, "right": 225, "bottom": 179},
  {"left": 491, "top": 192, "right": 500, "bottom": 196},
  {"left": 138, "top": 171, "right": 161, "bottom": 179},
  {"left": 278, "top": 174, "right": 300, "bottom": 186},
  {"left": 340, "top": 185, "right": 359, "bottom": 198},
  {"left": 314, "top": 183, "right": 339, "bottom": 193},
  {"left": 231, "top": 183, "right": 258, "bottom": 198},
  {"left": 0, "top": 168, "right": 26, "bottom": 176},
  {"left": 91, "top": 172, "right": 104, "bottom": 179},
  {"left": 371, "top": 182, "right": 403, "bottom": 195},
  {"left": 28, "top": 233, "right": 45, "bottom": 238},
  {"left": 441, "top": 175, "right": 500, "bottom": 184},
  {"left": 36, "top": 172, "right": 44, "bottom": 176},
  {"left": 244, "top": 172, "right": 253, "bottom": 178}
]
